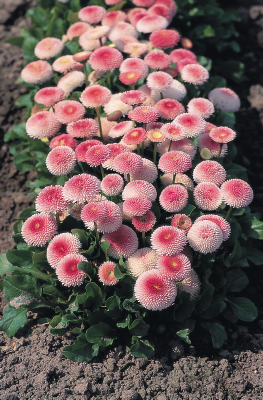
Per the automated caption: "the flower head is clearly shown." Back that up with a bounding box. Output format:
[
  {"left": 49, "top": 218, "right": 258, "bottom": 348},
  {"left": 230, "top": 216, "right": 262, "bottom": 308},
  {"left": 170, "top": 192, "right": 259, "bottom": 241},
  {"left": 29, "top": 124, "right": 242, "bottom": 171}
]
[
  {"left": 128, "top": 106, "right": 159, "bottom": 123},
  {"left": 67, "top": 118, "right": 98, "bottom": 138},
  {"left": 171, "top": 214, "right": 192, "bottom": 233},
  {"left": 178, "top": 269, "right": 201, "bottom": 300},
  {"left": 136, "top": 15, "right": 169, "bottom": 33},
  {"left": 195, "top": 214, "right": 231, "bottom": 241},
  {"left": 35, "top": 37, "right": 64, "bottom": 59},
  {"left": 102, "top": 10, "right": 126, "bottom": 27},
  {"left": 57, "top": 71, "right": 85, "bottom": 98},
  {"left": 102, "top": 225, "right": 138, "bottom": 259},
  {"left": 148, "top": 4, "right": 174, "bottom": 23},
  {"left": 108, "top": 22, "right": 138, "bottom": 43},
  {"left": 55, "top": 100, "right": 86, "bottom": 124},
  {"left": 151, "top": 225, "right": 186, "bottom": 256},
  {"left": 75, "top": 139, "right": 102, "bottom": 162},
  {"left": 194, "top": 182, "right": 222, "bottom": 210},
  {"left": 84, "top": 200, "right": 122, "bottom": 233},
  {"left": 181, "top": 64, "right": 209, "bottom": 85},
  {"left": 120, "top": 91, "right": 147, "bottom": 106},
  {"left": 119, "top": 71, "right": 143, "bottom": 85},
  {"left": 89, "top": 46, "right": 123, "bottom": 71},
  {"left": 149, "top": 29, "right": 180, "bottom": 49},
  {"left": 134, "top": 270, "right": 177, "bottom": 311},
  {"left": 132, "top": 0, "right": 155, "bottom": 5},
  {"left": 81, "top": 201, "right": 107, "bottom": 223},
  {"left": 157, "top": 254, "right": 191, "bottom": 281},
  {"left": 63, "top": 174, "right": 101, "bottom": 203},
  {"left": 158, "top": 151, "right": 192, "bottom": 174},
  {"left": 34, "top": 87, "right": 64, "bottom": 107},
  {"left": 170, "top": 48, "right": 197, "bottom": 64},
  {"left": 101, "top": 174, "right": 124, "bottom": 196},
  {"left": 208, "top": 87, "right": 240, "bottom": 112},
  {"left": 147, "top": 71, "right": 173, "bottom": 91},
  {"left": 160, "top": 123, "right": 187, "bottom": 141},
  {"left": 144, "top": 51, "right": 172, "bottom": 70},
  {"left": 52, "top": 55, "right": 80, "bottom": 74},
  {"left": 78, "top": 6, "right": 106, "bottom": 24},
  {"left": 181, "top": 37, "right": 193, "bottom": 49},
  {"left": 155, "top": 99, "right": 185, "bottom": 120},
  {"left": 127, "top": 158, "right": 158, "bottom": 183},
  {"left": 161, "top": 173, "right": 194, "bottom": 191},
  {"left": 187, "top": 220, "right": 223, "bottom": 254},
  {"left": 104, "top": 93, "right": 132, "bottom": 116},
  {"left": 67, "top": 22, "right": 91, "bottom": 40},
  {"left": 21, "top": 213, "right": 57, "bottom": 246},
  {"left": 120, "top": 57, "right": 149, "bottom": 77},
  {"left": 26, "top": 111, "right": 61, "bottom": 139},
  {"left": 122, "top": 180, "right": 157, "bottom": 202},
  {"left": 56, "top": 254, "right": 86, "bottom": 287},
  {"left": 21, "top": 60, "right": 53, "bottom": 84},
  {"left": 157, "top": 138, "right": 197, "bottom": 160},
  {"left": 173, "top": 113, "right": 206, "bottom": 138},
  {"left": 46, "top": 146, "right": 76, "bottom": 176},
  {"left": 159, "top": 184, "right": 189, "bottom": 212},
  {"left": 102, "top": 143, "right": 130, "bottom": 169},
  {"left": 47, "top": 233, "right": 81, "bottom": 268},
  {"left": 151, "top": 79, "right": 187, "bottom": 102},
  {"left": 187, "top": 98, "right": 215, "bottom": 119},
  {"left": 49, "top": 134, "right": 78, "bottom": 150},
  {"left": 80, "top": 84, "right": 111, "bottom": 108},
  {"left": 198, "top": 132, "right": 228, "bottom": 158},
  {"left": 123, "top": 198, "right": 152, "bottom": 217},
  {"left": 147, "top": 128, "right": 166, "bottom": 143},
  {"left": 85, "top": 144, "right": 111, "bottom": 167},
  {"left": 73, "top": 51, "right": 92, "bottom": 62},
  {"left": 98, "top": 261, "right": 119, "bottom": 286},
  {"left": 35, "top": 185, "right": 70, "bottom": 214},
  {"left": 132, "top": 211, "right": 156, "bottom": 232},
  {"left": 221, "top": 179, "right": 253, "bottom": 208},
  {"left": 126, "top": 247, "right": 159, "bottom": 277},
  {"left": 209, "top": 126, "right": 236, "bottom": 143},
  {"left": 124, "top": 42, "right": 149, "bottom": 58},
  {"left": 193, "top": 160, "right": 226, "bottom": 186},
  {"left": 122, "top": 128, "right": 147, "bottom": 145},
  {"left": 113, "top": 152, "right": 143, "bottom": 174}
]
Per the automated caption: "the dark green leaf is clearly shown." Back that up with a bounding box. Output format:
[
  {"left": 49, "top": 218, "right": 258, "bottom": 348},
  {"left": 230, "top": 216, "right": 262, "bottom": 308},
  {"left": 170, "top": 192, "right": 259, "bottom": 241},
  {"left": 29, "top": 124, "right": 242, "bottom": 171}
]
[
  {"left": 4, "top": 274, "right": 40, "bottom": 302},
  {"left": 85, "top": 282, "right": 104, "bottom": 310},
  {"left": 227, "top": 297, "right": 258, "bottom": 322},
  {"left": 247, "top": 248, "right": 263, "bottom": 266},
  {"left": 86, "top": 322, "right": 117, "bottom": 347},
  {"left": 129, "top": 338, "right": 154, "bottom": 358},
  {"left": 180, "top": 204, "right": 196, "bottom": 216},
  {"left": 176, "top": 329, "right": 191, "bottom": 344},
  {"left": 226, "top": 269, "right": 249, "bottom": 292},
  {"left": 5, "top": 36, "right": 24, "bottom": 48},
  {"left": 129, "top": 319, "right": 149, "bottom": 337},
  {"left": 63, "top": 333, "right": 99, "bottom": 362},
  {"left": 201, "top": 295, "right": 226, "bottom": 319},
  {"left": 123, "top": 298, "right": 141, "bottom": 313},
  {"left": 77, "top": 261, "right": 95, "bottom": 276},
  {"left": 71, "top": 229, "right": 90, "bottom": 248},
  {"left": 0, "top": 253, "right": 17, "bottom": 275},
  {"left": 173, "top": 292, "right": 195, "bottom": 322},
  {"left": 0, "top": 306, "right": 28, "bottom": 337},
  {"left": 195, "top": 269, "right": 214, "bottom": 313},
  {"left": 100, "top": 241, "right": 110, "bottom": 261},
  {"left": 105, "top": 295, "right": 121, "bottom": 319},
  {"left": 117, "top": 314, "right": 131, "bottom": 328},
  {"left": 6, "top": 249, "right": 33, "bottom": 269},
  {"left": 210, "top": 323, "right": 227, "bottom": 348}
]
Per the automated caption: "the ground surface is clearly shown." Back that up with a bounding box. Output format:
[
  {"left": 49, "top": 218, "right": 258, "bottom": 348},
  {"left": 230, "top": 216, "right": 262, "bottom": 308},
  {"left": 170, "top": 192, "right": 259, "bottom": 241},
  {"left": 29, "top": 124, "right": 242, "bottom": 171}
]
[{"left": 1, "top": 1, "right": 263, "bottom": 399}]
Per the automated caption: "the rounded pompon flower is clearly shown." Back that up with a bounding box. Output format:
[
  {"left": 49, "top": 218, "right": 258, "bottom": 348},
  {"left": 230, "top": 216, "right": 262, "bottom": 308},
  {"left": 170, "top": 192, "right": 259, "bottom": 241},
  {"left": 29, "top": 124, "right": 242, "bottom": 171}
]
[
  {"left": 173, "top": 113, "right": 206, "bottom": 138},
  {"left": 147, "top": 128, "right": 166, "bottom": 143},
  {"left": 104, "top": 94, "right": 132, "bottom": 117},
  {"left": 126, "top": 248, "right": 159, "bottom": 277},
  {"left": 193, "top": 160, "right": 226, "bottom": 186},
  {"left": 123, "top": 42, "right": 148, "bottom": 58},
  {"left": 63, "top": 174, "right": 101, "bottom": 203},
  {"left": 102, "top": 10, "right": 126, "bottom": 26},
  {"left": 57, "top": 71, "right": 85, "bottom": 98},
  {"left": 26, "top": 111, "right": 61, "bottom": 139},
  {"left": 157, "top": 254, "right": 191, "bottom": 281},
  {"left": 67, "top": 118, "right": 98, "bottom": 138},
  {"left": 149, "top": 29, "right": 180, "bottom": 49},
  {"left": 134, "top": 270, "right": 177, "bottom": 311},
  {"left": 208, "top": 87, "right": 241, "bottom": 112},
  {"left": 171, "top": 214, "right": 192, "bottom": 233},
  {"left": 158, "top": 138, "right": 197, "bottom": 160},
  {"left": 160, "top": 123, "right": 187, "bottom": 141},
  {"left": 85, "top": 145, "right": 111, "bottom": 167},
  {"left": 128, "top": 106, "right": 159, "bottom": 123},
  {"left": 120, "top": 91, "right": 147, "bottom": 106},
  {"left": 101, "top": 174, "right": 124, "bottom": 196},
  {"left": 84, "top": 201, "right": 122, "bottom": 233},
  {"left": 56, "top": 253, "right": 86, "bottom": 287},
  {"left": 21, "top": 213, "right": 57, "bottom": 246},
  {"left": 161, "top": 173, "right": 194, "bottom": 191},
  {"left": 79, "top": 33, "right": 106, "bottom": 51},
  {"left": 144, "top": 51, "right": 172, "bottom": 70},
  {"left": 195, "top": 214, "right": 231, "bottom": 241},
  {"left": 75, "top": 139, "right": 102, "bottom": 162},
  {"left": 136, "top": 15, "right": 169, "bottom": 33},
  {"left": 35, "top": 37, "right": 64, "bottom": 59},
  {"left": 81, "top": 201, "right": 107, "bottom": 224},
  {"left": 67, "top": 22, "right": 90, "bottom": 40},
  {"left": 109, "top": 121, "right": 133, "bottom": 139},
  {"left": 158, "top": 151, "right": 192, "bottom": 174},
  {"left": 54, "top": 101, "right": 86, "bottom": 124},
  {"left": 187, "top": 220, "right": 223, "bottom": 254},
  {"left": 21, "top": 60, "right": 53, "bottom": 84},
  {"left": 178, "top": 270, "right": 201, "bottom": 300},
  {"left": 198, "top": 132, "right": 228, "bottom": 158},
  {"left": 46, "top": 233, "right": 81, "bottom": 268},
  {"left": 194, "top": 182, "right": 222, "bottom": 211},
  {"left": 132, "top": 0, "right": 155, "bottom": 6},
  {"left": 122, "top": 128, "right": 147, "bottom": 145},
  {"left": 108, "top": 22, "right": 138, "bottom": 43},
  {"left": 102, "top": 143, "right": 130, "bottom": 170},
  {"left": 73, "top": 51, "right": 92, "bottom": 63},
  {"left": 52, "top": 55, "right": 80, "bottom": 74},
  {"left": 89, "top": 46, "right": 123, "bottom": 71},
  {"left": 159, "top": 184, "right": 189, "bottom": 213},
  {"left": 155, "top": 99, "right": 185, "bottom": 120},
  {"left": 181, "top": 64, "right": 209, "bottom": 85},
  {"left": 209, "top": 126, "right": 236, "bottom": 143},
  {"left": 187, "top": 98, "right": 215, "bottom": 119},
  {"left": 102, "top": 225, "right": 138, "bottom": 259},
  {"left": 98, "top": 261, "right": 119, "bottom": 286},
  {"left": 123, "top": 198, "right": 152, "bottom": 217},
  {"left": 35, "top": 87, "right": 64, "bottom": 107},
  {"left": 46, "top": 146, "right": 76, "bottom": 176},
  {"left": 35, "top": 185, "right": 70, "bottom": 214},
  {"left": 127, "top": 158, "right": 158, "bottom": 183},
  {"left": 120, "top": 58, "right": 149, "bottom": 77},
  {"left": 148, "top": 3, "right": 176, "bottom": 22},
  {"left": 151, "top": 79, "right": 187, "bottom": 102},
  {"left": 122, "top": 180, "right": 157, "bottom": 202},
  {"left": 119, "top": 71, "right": 142, "bottom": 86},
  {"left": 151, "top": 226, "right": 186, "bottom": 256},
  {"left": 49, "top": 134, "right": 78, "bottom": 150},
  {"left": 112, "top": 153, "right": 143, "bottom": 174},
  {"left": 80, "top": 85, "right": 111, "bottom": 108},
  {"left": 132, "top": 211, "right": 156, "bottom": 233},
  {"left": 221, "top": 179, "right": 253, "bottom": 208},
  {"left": 147, "top": 71, "right": 173, "bottom": 91},
  {"left": 78, "top": 6, "right": 106, "bottom": 24},
  {"left": 170, "top": 48, "right": 197, "bottom": 64}
]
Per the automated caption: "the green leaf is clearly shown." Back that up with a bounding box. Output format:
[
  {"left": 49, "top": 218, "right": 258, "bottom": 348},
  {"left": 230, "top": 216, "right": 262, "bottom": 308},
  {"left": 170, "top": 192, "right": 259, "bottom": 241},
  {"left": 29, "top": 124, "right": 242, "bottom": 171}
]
[
  {"left": 105, "top": 295, "right": 121, "bottom": 319},
  {"left": 71, "top": 229, "right": 90, "bottom": 248},
  {"left": 173, "top": 292, "right": 195, "bottom": 322},
  {"left": 67, "top": 12, "right": 79, "bottom": 24},
  {"left": 85, "top": 282, "right": 104, "bottom": 310},
  {"left": 19, "top": 205, "right": 35, "bottom": 220},
  {"left": 195, "top": 269, "right": 214, "bottom": 313},
  {"left": 63, "top": 333, "right": 99, "bottom": 362},
  {"left": 227, "top": 297, "right": 258, "bottom": 322},
  {"left": 4, "top": 274, "right": 40, "bottom": 302},
  {"left": 114, "top": 263, "right": 126, "bottom": 279},
  {"left": 226, "top": 269, "right": 249, "bottom": 292},
  {"left": 77, "top": 261, "right": 95, "bottom": 276},
  {"left": 86, "top": 322, "right": 117, "bottom": 347},
  {"left": 247, "top": 248, "right": 263, "bottom": 266},
  {"left": 5, "top": 36, "right": 24, "bottom": 48},
  {"left": 49, "top": 314, "right": 69, "bottom": 336},
  {"left": 215, "top": 111, "right": 235, "bottom": 128},
  {"left": 176, "top": 329, "right": 191, "bottom": 344},
  {"left": 100, "top": 241, "right": 110, "bottom": 261},
  {"left": 210, "top": 323, "right": 227, "bottom": 348},
  {"left": 0, "top": 306, "right": 28, "bottom": 337},
  {"left": 108, "top": 0, "right": 127, "bottom": 11},
  {"left": 123, "top": 298, "right": 141, "bottom": 313},
  {"left": 117, "top": 314, "right": 131, "bottom": 328},
  {"left": 0, "top": 253, "right": 17, "bottom": 274},
  {"left": 69, "top": 0, "right": 81, "bottom": 12},
  {"left": 202, "top": 25, "right": 215, "bottom": 38},
  {"left": 129, "top": 319, "right": 149, "bottom": 337},
  {"left": 129, "top": 338, "right": 154, "bottom": 358},
  {"left": 22, "top": 37, "right": 39, "bottom": 63},
  {"left": 179, "top": 204, "right": 196, "bottom": 216},
  {"left": 6, "top": 249, "right": 33, "bottom": 269}
]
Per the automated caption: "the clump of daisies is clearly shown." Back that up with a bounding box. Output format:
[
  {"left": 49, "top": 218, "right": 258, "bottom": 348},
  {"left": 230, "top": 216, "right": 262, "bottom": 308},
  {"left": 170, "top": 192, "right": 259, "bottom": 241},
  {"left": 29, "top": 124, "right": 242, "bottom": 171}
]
[{"left": 6, "top": 0, "right": 258, "bottom": 359}]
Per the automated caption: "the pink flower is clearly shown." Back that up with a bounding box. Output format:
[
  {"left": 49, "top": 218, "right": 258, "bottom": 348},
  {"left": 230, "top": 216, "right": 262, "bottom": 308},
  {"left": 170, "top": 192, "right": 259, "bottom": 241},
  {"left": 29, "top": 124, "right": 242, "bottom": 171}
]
[
  {"left": 102, "top": 225, "right": 139, "bottom": 259},
  {"left": 178, "top": 269, "right": 201, "bottom": 300},
  {"left": 81, "top": 202, "right": 107, "bottom": 223},
  {"left": 155, "top": 99, "right": 185, "bottom": 120},
  {"left": 122, "top": 180, "right": 157, "bottom": 201},
  {"left": 120, "top": 57, "right": 149, "bottom": 77},
  {"left": 221, "top": 179, "right": 253, "bottom": 208},
  {"left": 134, "top": 270, "right": 177, "bottom": 311},
  {"left": 159, "top": 184, "right": 189, "bottom": 212},
  {"left": 35, "top": 185, "right": 69, "bottom": 214},
  {"left": 198, "top": 132, "right": 228, "bottom": 158},
  {"left": 173, "top": 113, "right": 206, "bottom": 138},
  {"left": 55, "top": 100, "right": 86, "bottom": 124},
  {"left": 208, "top": 87, "right": 240, "bottom": 112},
  {"left": 108, "top": 22, "right": 138, "bottom": 43},
  {"left": 85, "top": 145, "right": 111, "bottom": 167},
  {"left": 195, "top": 214, "right": 231, "bottom": 241},
  {"left": 160, "top": 123, "right": 187, "bottom": 140},
  {"left": 26, "top": 111, "right": 61, "bottom": 139},
  {"left": 122, "top": 127, "right": 147, "bottom": 145},
  {"left": 187, "top": 220, "right": 223, "bottom": 254},
  {"left": 73, "top": 51, "right": 92, "bottom": 62},
  {"left": 98, "top": 261, "right": 119, "bottom": 286},
  {"left": 52, "top": 56, "right": 80, "bottom": 74},
  {"left": 56, "top": 254, "right": 86, "bottom": 287},
  {"left": 78, "top": 6, "right": 106, "bottom": 24},
  {"left": 132, "top": 0, "right": 155, "bottom": 5},
  {"left": 102, "top": 10, "right": 126, "bottom": 27},
  {"left": 144, "top": 51, "right": 172, "bottom": 70},
  {"left": 157, "top": 254, "right": 191, "bottom": 281},
  {"left": 149, "top": 29, "right": 180, "bottom": 49},
  {"left": 187, "top": 98, "right": 215, "bottom": 119},
  {"left": 89, "top": 46, "right": 123, "bottom": 71},
  {"left": 47, "top": 232, "right": 81, "bottom": 268},
  {"left": 112, "top": 152, "right": 143, "bottom": 174},
  {"left": 119, "top": 71, "right": 143, "bottom": 85},
  {"left": 194, "top": 182, "right": 222, "bottom": 211},
  {"left": 67, "top": 22, "right": 91, "bottom": 40},
  {"left": 193, "top": 160, "right": 226, "bottom": 186},
  {"left": 120, "top": 90, "right": 147, "bottom": 106},
  {"left": 101, "top": 174, "right": 124, "bottom": 196},
  {"left": 128, "top": 106, "right": 160, "bottom": 123},
  {"left": 209, "top": 126, "right": 236, "bottom": 143},
  {"left": 127, "top": 158, "right": 158, "bottom": 183},
  {"left": 147, "top": 71, "right": 173, "bottom": 91},
  {"left": 102, "top": 143, "right": 131, "bottom": 170},
  {"left": 80, "top": 84, "right": 111, "bottom": 108},
  {"left": 126, "top": 247, "right": 159, "bottom": 277},
  {"left": 46, "top": 146, "right": 76, "bottom": 176},
  {"left": 123, "top": 198, "right": 152, "bottom": 217},
  {"left": 49, "top": 134, "right": 78, "bottom": 150},
  {"left": 157, "top": 138, "right": 197, "bottom": 160},
  {"left": 136, "top": 15, "right": 169, "bottom": 33},
  {"left": 21, "top": 60, "right": 53, "bottom": 84},
  {"left": 158, "top": 151, "right": 192, "bottom": 174},
  {"left": 147, "top": 128, "right": 166, "bottom": 143},
  {"left": 151, "top": 226, "right": 186, "bottom": 256},
  {"left": 170, "top": 48, "right": 197, "bottom": 64},
  {"left": 21, "top": 213, "right": 57, "bottom": 246},
  {"left": 66, "top": 118, "right": 98, "bottom": 138},
  {"left": 34, "top": 87, "right": 64, "bottom": 107},
  {"left": 148, "top": 4, "right": 174, "bottom": 23},
  {"left": 63, "top": 174, "right": 101, "bottom": 203},
  {"left": 34, "top": 37, "right": 64, "bottom": 59},
  {"left": 132, "top": 211, "right": 156, "bottom": 232},
  {"left": 75, "top": 139, "right": 102, "bottom": 162},
  {"left": 171, "top": 214, "right": 192, "bottom": 233}
]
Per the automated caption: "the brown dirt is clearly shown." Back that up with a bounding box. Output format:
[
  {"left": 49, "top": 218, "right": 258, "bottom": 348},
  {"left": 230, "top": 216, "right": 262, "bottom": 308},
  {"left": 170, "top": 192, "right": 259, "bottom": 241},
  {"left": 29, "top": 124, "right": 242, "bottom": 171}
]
[{"left": 1, "top": 1, "right": 263, "bottom": 399}]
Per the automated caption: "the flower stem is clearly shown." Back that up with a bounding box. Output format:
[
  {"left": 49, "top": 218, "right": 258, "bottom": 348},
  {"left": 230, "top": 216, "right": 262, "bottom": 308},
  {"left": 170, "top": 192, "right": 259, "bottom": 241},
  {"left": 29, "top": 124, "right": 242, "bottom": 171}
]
[
  {"left": 153, "top": 143, "right": 157, "bottom": 164},
  {"left": 94, "top": 222, "right": 100, "bottom": 242},
  {"left": 225, "top": 206, "right": 233, "bottom": 221},
  {"left": 131, "top": 84, "right": 135, "bottom": 90},
  {"left": 107, "top": 70, "right": 111, "bottom": 90},
  {"left": 142, "top": 231, "right": 146, "bottom": 247},
  {"left": 141, "top": 141, "right": 144, "bottom": 157},
  {"left": 137, "top": 144, "right": 140, "bottom": 155},
  {"left": 127, "top": 173, "right": 130, "bottom": 183},
  {"left": 217, "top": 143, "right": 222, "bottom": 161},
  {"left": 160, "top": 91, "right": 164, "bottom": 99},
  {"left": 172, "top": 174, "right": 175, "bottom": 184},
  {"left": 84, "top": 63, "right": 89, "bottom": 87},
  {"left": 100, "top": 164, "right": 105, "bottom": 178},
  {"left": 55, "top": 213, "right": 60, "bottom": 224},
  {"left": 96, "top": 107, "right": 103, "bottom": 142},
  {"left": 99, "top": 38, "right": 103, "bottom": 47},
  {"left": 168, "top": 140, "right": 172, "bottom": 152}
]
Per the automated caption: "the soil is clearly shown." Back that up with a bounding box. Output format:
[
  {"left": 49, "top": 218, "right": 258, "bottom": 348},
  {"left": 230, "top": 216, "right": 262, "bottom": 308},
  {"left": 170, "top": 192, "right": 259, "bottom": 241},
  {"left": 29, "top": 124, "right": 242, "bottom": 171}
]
[{"left": 1, "top": 1, "right": 263, "bottom": 399}]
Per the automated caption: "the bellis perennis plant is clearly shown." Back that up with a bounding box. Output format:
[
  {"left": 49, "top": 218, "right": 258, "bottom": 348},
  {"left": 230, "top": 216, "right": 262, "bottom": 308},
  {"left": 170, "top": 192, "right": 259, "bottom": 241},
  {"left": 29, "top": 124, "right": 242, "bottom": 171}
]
[{"left": 1, "top": 0, "right": 262, "bottom": 363}]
